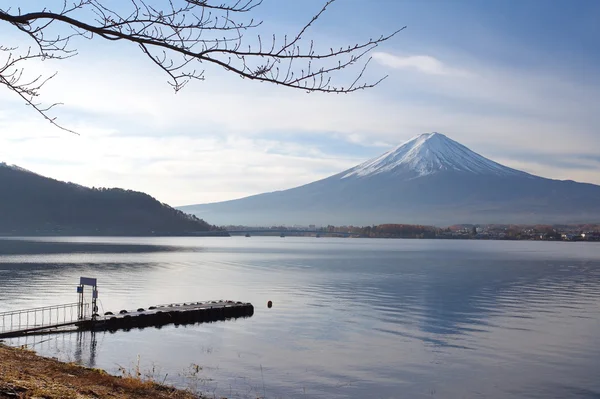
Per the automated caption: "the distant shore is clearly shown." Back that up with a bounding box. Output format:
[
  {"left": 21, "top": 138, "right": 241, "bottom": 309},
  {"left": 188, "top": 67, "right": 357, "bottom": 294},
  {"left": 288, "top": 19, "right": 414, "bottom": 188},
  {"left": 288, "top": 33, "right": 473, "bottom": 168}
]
[
  {"left": 226, "top": 223, "right": 600, "bottom": 242},
  {"left": 0, "top": 231, "right": 230, "bottom": 237},
  {"left": 0, "top": 344, "right": 200, "bottom": 399},
  {"left": 231, "top": 233, "right": 600, "bottom": 242}
]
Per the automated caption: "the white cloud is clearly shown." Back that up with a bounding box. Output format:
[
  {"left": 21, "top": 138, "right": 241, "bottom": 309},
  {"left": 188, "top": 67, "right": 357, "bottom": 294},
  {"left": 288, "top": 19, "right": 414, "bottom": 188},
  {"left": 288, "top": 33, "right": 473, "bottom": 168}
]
[
  {"left": 1, "top": 33, "right": 600, "bottom": 207},
  {"left": 0, "top": 112, "right": 360, "bottom": 204},
  {"left": 494, "top": 157, "right": 600, "bottom": 185},
  {"left": 372, "top": 52, "right": 470, "bottom": 77}
]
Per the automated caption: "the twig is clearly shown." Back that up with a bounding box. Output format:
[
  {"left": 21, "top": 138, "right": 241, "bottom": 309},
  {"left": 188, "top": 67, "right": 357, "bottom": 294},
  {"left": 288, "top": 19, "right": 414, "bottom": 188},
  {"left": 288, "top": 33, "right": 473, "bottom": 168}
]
[{"left": 0, "top": 1, "right": 403, "bottom": 132}]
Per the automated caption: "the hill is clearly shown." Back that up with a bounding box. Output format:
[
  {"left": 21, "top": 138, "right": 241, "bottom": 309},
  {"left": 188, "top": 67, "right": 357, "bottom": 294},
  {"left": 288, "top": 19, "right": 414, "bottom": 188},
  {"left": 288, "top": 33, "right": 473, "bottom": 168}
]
[
  {"left": 179, "top": 133, "right": 600, "bottom": 226},
  {"left": 0, "top": 163, "right": 221, "bottom": 235}
]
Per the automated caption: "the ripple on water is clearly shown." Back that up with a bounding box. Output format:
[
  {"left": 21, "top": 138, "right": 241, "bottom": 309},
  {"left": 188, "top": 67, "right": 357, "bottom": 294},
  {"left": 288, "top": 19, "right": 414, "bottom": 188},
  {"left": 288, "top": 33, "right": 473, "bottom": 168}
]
[{"left": 1, "top": 237, "right": 600, "bottom": 399}]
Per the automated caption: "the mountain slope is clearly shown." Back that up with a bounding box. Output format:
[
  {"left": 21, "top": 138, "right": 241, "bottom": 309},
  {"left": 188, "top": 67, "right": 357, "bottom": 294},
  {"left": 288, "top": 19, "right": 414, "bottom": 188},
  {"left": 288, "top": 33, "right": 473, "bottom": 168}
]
[
  {"left": 0, "top": 163, "right": 220, "bottom": 235},
  {"left": 342, "top": 132, "right": 528, "bottom": 179},
  {"left": 179, "top": 133, "right": 600, "bottom": 226}
]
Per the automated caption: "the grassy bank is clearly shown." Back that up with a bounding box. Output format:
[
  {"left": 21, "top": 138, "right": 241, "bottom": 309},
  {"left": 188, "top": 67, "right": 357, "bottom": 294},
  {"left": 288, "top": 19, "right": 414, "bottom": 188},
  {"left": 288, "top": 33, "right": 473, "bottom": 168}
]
[{"left": 0, "top": 344, "right": 200, "bottom": 399}]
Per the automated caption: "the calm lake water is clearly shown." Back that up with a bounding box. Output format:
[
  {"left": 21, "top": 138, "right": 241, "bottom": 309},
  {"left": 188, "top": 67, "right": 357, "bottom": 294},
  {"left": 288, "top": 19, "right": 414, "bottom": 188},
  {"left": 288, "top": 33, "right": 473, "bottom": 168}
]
[{"left": 1, "top": 237, "right": 599, "bottom": 398}]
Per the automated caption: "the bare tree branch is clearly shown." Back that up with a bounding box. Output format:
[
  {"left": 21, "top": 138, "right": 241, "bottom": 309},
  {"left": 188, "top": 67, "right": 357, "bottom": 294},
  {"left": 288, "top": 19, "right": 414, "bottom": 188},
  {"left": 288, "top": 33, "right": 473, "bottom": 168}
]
[
  {"left": 0, "top": 1, "right": 404, "bottom": 133},
  {"left": 0, "top": 46, "right": 77, "bottom": 134}
]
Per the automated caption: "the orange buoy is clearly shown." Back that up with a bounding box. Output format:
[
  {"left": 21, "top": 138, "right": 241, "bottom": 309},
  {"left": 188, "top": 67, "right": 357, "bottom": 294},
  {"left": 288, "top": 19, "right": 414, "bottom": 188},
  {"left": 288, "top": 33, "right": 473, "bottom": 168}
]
[{"left": 267, "top": 300, "right": 273, "bottom": 308}]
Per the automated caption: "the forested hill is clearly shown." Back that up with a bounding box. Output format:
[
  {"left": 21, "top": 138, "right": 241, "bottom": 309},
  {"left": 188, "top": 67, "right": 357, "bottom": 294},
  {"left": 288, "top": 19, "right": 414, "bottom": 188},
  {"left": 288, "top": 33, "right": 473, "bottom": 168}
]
[{"left": 0, "top": 163, "right": 222, "bottom": 236}]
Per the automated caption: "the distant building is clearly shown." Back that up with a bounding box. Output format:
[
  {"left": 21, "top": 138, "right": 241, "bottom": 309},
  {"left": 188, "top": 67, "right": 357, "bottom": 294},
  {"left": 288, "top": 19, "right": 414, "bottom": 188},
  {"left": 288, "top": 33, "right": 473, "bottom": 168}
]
[{"left": 581, "top": 232, "right": 600, "bottom": 241}]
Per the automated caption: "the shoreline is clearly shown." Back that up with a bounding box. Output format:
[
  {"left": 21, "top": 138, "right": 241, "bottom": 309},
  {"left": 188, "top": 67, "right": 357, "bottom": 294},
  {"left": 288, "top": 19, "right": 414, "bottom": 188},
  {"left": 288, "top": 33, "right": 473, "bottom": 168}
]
[
  {"left": 0, "top": 231, "right": 230, "bottom": 237},
  {"left": 0, "top": 343, "right": 200, "bottom": 399}
]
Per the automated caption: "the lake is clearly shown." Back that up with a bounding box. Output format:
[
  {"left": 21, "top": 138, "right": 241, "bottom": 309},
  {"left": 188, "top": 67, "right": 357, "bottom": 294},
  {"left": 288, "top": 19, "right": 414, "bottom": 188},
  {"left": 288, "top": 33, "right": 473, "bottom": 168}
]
[{"left": 1, "top": 237, "right": 599, "bottom": 398}]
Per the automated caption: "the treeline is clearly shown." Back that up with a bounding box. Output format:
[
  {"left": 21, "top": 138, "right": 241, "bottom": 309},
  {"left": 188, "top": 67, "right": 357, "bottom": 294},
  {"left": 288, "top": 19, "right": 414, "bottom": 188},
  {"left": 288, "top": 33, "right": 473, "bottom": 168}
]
[
  {"left": 0, "top": 165, "right": 221, "bottom": 235},
  {"left": 316, "top": 223, "right": 600, "bottom": 240},
  {"left": 320, "top": 224, "right": 441, "bottom": 238}
]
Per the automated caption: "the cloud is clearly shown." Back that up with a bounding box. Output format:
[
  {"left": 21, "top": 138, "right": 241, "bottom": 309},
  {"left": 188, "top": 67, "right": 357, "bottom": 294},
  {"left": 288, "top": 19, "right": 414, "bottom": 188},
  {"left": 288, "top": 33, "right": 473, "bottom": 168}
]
[
  {"left": 372, "top": 52, "right": 470, "bottom": 77},
  {"left": 0, "top": 110, "right": 360, "bottom": 205},
  {"left": 494, "top": 157, "right": 600, "bottom": 185},
  {"left": 1, "top": 32, "right": 600, "bottom": 206}
]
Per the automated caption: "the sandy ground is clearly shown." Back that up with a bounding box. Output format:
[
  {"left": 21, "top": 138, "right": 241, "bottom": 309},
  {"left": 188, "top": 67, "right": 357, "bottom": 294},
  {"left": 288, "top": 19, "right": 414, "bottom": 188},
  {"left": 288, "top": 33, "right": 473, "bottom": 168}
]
[{"left": 0, "top": 344, "right": 201, "bottom": 399}]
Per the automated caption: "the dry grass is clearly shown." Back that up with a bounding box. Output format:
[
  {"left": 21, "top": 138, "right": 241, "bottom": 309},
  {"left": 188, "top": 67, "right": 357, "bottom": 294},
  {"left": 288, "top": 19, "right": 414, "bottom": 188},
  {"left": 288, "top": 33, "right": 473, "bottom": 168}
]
[{"left": 0, "top": 343, "right": 202, "bottom": 399}]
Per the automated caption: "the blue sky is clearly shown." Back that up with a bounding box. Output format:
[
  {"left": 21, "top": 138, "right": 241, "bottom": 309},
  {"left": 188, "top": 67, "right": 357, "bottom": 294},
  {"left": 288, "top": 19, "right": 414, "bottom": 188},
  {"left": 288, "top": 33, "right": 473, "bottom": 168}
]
[{"left": 0, "top": 0, "right": 599, "bottom": 205}]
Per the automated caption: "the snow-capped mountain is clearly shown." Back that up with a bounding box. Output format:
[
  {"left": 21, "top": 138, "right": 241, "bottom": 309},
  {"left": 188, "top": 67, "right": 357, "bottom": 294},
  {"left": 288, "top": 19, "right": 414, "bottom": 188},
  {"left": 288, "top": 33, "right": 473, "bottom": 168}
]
[
  {"left": 342, "top": 133, "right": 528, "bottom": 179},
  {"left": 180, "top": 133, "right": 600, "bottom": 226}
]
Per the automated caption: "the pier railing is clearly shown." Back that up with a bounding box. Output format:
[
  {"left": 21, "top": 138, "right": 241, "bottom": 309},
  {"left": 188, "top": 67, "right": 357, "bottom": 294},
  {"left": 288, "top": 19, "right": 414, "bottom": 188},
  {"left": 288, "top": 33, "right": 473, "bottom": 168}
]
[{"left": 0, "top": 302, "right": 89, "bottom": 338}]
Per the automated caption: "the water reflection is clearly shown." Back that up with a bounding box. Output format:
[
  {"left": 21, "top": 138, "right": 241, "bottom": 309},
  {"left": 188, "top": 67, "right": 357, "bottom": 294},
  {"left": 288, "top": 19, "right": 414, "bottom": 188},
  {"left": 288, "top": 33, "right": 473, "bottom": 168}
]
[
  {"left": 74, "top": 332, "right": 98, "bottom": 368},
  {"left": 6, "top": 331, "right": 98, "bottom": 369},
  {"left": 301, "top": 252, "right": 600, "bottom": 350},
  {"left": 0, "top": 238, "right": 182, "bottom": 255},
  {"left": 0, "top": 238, "right": 599, "bottom": 399}
]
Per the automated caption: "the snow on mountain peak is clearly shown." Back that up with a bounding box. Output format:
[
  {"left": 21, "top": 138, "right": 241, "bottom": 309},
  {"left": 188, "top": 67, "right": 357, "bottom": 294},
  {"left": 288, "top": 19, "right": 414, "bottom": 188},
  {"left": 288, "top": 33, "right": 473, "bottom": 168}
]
[{"left": 342, "top": 132, "right": 527, "bottom": 179}]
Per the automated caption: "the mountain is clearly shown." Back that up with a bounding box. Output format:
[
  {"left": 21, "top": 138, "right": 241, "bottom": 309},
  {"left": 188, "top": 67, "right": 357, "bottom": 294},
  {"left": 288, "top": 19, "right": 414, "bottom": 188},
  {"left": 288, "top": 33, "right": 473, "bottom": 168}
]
[
  {"left": 342, "top": 132, "right": 529, "bottom": 179},
  {"left": 0, "top": 163, "right": 222, "bottom": 235},
  {"left": 179, "top": 133, "right": 600, "bottom": 226}
]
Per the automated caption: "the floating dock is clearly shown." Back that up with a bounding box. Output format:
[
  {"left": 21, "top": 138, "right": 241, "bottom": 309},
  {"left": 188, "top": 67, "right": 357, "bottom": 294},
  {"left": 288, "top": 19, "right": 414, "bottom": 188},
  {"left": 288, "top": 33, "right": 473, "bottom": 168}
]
[
  {"left": 0, "top": 300, "right": 254, "bottom": 339},
  {"left": 0, "top": 277, "right": 253, "bottom": 339},
  {"left": 93, "top": 300, "right": 254, "bottom": 332}
]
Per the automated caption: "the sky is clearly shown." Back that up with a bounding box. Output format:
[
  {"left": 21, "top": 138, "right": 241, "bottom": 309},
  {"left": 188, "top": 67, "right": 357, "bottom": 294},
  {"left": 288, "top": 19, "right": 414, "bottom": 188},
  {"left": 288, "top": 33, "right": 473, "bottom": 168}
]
[{"left": 0, "top": 0, "right": 599, "bottom": 205}]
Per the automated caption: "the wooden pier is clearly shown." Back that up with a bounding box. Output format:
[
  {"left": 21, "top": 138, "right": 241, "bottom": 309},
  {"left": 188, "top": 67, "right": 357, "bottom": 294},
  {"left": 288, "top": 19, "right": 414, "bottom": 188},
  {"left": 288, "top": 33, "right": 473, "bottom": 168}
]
[{"left": 0, "top": 277, "right": 253, "bottom": 339}]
